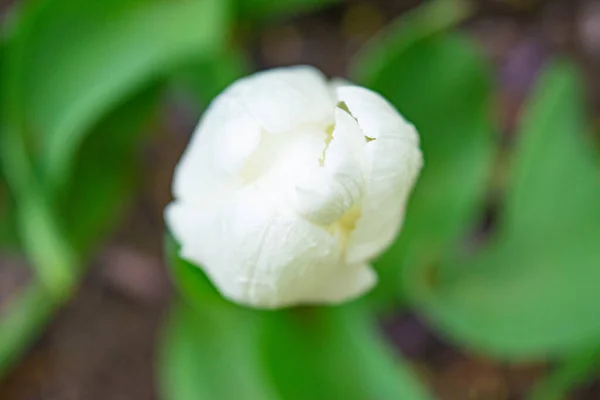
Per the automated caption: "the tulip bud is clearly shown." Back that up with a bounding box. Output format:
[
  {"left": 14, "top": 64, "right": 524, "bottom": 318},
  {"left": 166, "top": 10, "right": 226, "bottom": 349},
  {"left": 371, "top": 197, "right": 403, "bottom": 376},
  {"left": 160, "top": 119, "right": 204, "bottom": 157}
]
[{"left": 166, "top": 66, "right": 422, "bottom": 309}]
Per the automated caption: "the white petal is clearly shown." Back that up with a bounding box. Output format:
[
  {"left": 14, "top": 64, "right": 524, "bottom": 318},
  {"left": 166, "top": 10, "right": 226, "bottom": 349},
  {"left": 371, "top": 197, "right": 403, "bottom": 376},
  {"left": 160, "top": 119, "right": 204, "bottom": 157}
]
[
  {"left": 325, "top": 108, "right": 366, "bottom": 176},
  {"left": 166, "top": 186, "right": 375, "bottom": 309},
  {"left": 293, "top": 108, "right": 366, "bottom": 226},
  {"left": 173, "top": 66, "right": 336, "bottom": 205},
  {"left": 334, "top": 85, "right": 423, "bottom": 263},
  {"left": 172, "top": 91, "right": 262, "bottom": 203},
  {"left": 346, "top": 191, "right": 409, "bottom": 264},
  {"left": 241, "top": 125, "right": 326, "bottom": 196},
  {"left": 224, "top": 65, "right": 335, "bottom": 134},
  {"left": 334, "top": 85, "right": 419, "bottom": 144},
  {"left": 167, "top": 67, "right": 424, "bottom": 309},
  {"left": 305, "top": 263, "right": 377, "bottom": 303}
]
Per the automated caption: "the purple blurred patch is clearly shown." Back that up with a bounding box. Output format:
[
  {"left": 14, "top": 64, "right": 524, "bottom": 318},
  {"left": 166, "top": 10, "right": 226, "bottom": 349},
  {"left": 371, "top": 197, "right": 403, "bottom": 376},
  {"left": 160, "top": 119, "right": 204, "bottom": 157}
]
[{"left": 500, "top": 37, "right": 549, "bottom": 97}]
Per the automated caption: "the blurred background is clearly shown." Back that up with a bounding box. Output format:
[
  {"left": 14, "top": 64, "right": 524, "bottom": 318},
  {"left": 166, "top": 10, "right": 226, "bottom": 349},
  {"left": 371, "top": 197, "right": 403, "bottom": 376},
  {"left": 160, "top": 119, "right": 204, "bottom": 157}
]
[{"left": 0, "top": 0, "right": 600, "bottom": 399}]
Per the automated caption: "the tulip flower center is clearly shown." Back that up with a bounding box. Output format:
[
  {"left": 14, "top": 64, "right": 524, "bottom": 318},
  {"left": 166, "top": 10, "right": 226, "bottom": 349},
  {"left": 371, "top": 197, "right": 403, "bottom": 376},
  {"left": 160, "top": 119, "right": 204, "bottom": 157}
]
[
  {"left": 237, "top": 103, "right": 369, "bottom": 253},
  {"left": 240, "top": 124, "right": 330, "bottom": 186}
]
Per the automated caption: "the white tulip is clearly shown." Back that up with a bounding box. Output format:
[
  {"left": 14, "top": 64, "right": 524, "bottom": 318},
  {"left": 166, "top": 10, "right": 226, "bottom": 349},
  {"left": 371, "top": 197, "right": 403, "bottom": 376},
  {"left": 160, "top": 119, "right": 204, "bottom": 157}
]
[{"left": 166, "top": 66, "right": 422, "bottom": 309}]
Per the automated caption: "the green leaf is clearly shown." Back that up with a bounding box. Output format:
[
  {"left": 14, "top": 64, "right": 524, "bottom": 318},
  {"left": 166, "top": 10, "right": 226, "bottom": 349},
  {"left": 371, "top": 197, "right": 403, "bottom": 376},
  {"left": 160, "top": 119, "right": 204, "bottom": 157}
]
[
  {"left": 173, "top": 50, "right": 250, "bottom": 109},
  {"left": 163, "top": 234, "right": 432, "bottom": 399},
  {"left": 352, "top": 0, "right": 472, "bottom": 82},
  {"left": 0, "top": 181, "right": 19, "bottom": 251},
  {"left": 164, "top": 232, "right": 226, "bottom": 310},
  {"left": 352, "top": 15, "right": 495, "bottom": 308},
  {"left": 261, "top": 304, "right": 433, "bottom": 400},
  {"left": 236, "top": 0, "right": 341, "bottom": 20},
  {"left": 0, "top": 40, "right": 19, "bottom": 251},
  {"left": 159, "top": 301, "right": 279, "bottom": 400},
  {"left": 416, "top": 61, "right": 600, "bottom": 357},
  {"left": 15, "top": 193, "right": 78, "bottom": 294},
  {"left": 0, "top": 121, "right": 77, "bottom": 296},
  {"left": 16, "top": 0, "right": 229, "bottom": 190},
  {"left": 58, "top": 85, "right": 162, "bottom": 254},
  {"left": 0, "top": 0, "right": 78, "bottom": 299}
]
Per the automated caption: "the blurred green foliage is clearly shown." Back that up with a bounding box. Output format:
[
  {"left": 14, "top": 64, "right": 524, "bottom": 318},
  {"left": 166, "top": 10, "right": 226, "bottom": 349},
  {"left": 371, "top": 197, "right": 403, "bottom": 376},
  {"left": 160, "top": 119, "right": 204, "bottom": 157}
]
[
  {"left": 61, "top": 86, "right": 162, "bottom": 253},
  {"left": 160, "top": 301, "right": 279, "bottom": 400},
  {"left": 172, "top": 51, "right": 250, "bottom": 109},
  {"left": 162, "top": 234, "right": 432, "bottom": 400},
  {"left": 352, "top": 0, "right": 494, "bottom": 310},
  {"left": 0, "top": 0, "right": 232, "bottom": 376},
  {"left": 352, "top": 0, "right": 600, "bottom": 362},
  {"left": 416, "top": 61, "right": 600, "bottom": 358},
  {"left": 1, "top": 0, "right": 600, "bottom": 398},
  {"left": 259, "top": 306, "right": 431, "bottom": 400},
  {"left": 23, "top": 0, "right": 229, "bottom": 189},
  {"left": 237, "top": 0, "right": 341, "bottom": 20}
]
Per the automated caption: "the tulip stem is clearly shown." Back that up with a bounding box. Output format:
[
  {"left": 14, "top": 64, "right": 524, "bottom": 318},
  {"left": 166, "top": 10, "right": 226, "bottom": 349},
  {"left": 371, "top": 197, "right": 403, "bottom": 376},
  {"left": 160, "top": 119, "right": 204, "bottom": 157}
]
[
  {"left": 0, "top": 136, "right": 79, "bottom": 378},
  {"left": 0, "top": 130, "right": 79, "bottom": 379},
  {"left": 0, "top": 4, "right": 81, "bottom": 377}
]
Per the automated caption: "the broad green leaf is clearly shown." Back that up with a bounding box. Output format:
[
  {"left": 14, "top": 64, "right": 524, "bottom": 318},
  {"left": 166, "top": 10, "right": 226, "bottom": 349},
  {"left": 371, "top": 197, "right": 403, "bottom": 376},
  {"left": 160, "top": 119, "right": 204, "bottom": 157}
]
[
  {"left": 0, "top": 181, "right": 19, "bottom": 251},
  {"left": 17, "top": 0, "right": 229, "bottom": 189},
  {"left": 0, "top": 0, "right": 77, "bottom": 294},
  {"left": 164, "top": 232, "right": 225, "bottom": 310},
  {"left": 416, "top": 61, "right": 600, "bottom": 357},
  {"left": 0, "top": 41, "right": 19, "bottom": 251},
  {"left": 0, "top": 126, "right": 77, "bottom": 296},
  {"left": 173, "top": 50, "right": 250, "bottom": 109},
  {"left": 352, "top": 17, "right": 495, "bottom": 307},
  {"left": 58, "top": 85, "right": 162, "bottom": 254},
  {"left": 164, "top": 234, "right": 432, "bottom": 399},
  {"left": 236, "top": 0, "right": 341, "bottom": 20},
  {"left": 159, "top": 302, "right": 279, "bottom": 400},
  {"left": 261, "top": 304, "right": 433, "bottom": 400},
  {"left": 0, "top": 142, "right": 18, "bottom": 251},
  {"left": 352, "top": 0, "right": 472, "bottom": 81}
]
